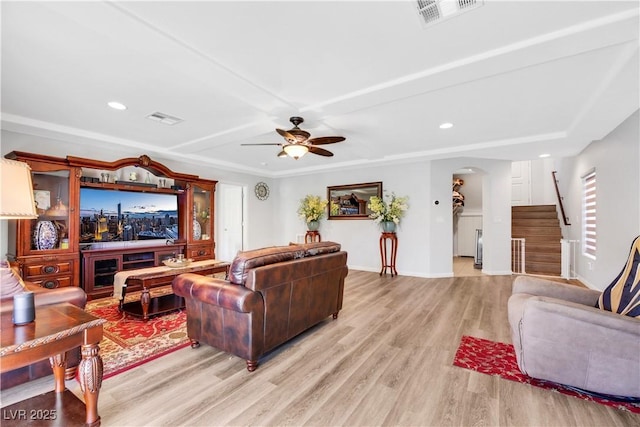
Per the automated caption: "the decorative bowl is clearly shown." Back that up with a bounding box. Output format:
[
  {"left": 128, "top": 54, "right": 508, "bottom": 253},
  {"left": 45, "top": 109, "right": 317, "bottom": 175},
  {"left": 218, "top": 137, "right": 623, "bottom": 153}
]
[{"left": 163, "top": 258, "right": 193, "bottom": 268}]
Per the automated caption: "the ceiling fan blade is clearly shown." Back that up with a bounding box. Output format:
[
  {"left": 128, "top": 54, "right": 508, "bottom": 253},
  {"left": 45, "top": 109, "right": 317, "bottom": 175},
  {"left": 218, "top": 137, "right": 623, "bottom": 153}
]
[
  {"left": 307, "top": 136, "right": 345, "bottom": 145},
  {"left": 308, "top": 146, "right": 334, "bottom": 157},
  {"left": 276, "top": 128, "right": 297, "bottom": 143},
  {"left": 240, "top": 143, "right": 282, "bottom": 146}
]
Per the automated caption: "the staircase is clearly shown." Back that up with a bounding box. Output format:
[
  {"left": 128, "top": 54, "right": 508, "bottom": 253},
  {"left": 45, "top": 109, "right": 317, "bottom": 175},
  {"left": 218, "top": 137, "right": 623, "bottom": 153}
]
[{"left": 512, "top": 205, "right": 562, "bottom": 276}]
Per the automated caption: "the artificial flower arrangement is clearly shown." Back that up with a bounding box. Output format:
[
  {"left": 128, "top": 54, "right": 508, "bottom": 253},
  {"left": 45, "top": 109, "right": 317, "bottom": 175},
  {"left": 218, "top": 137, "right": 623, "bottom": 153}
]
[
  {"left": 368, "top": 192, "right": 409, "bottom": 225},
  {"left": 298, "top": 194, "right": 329, "bottom": 223}
]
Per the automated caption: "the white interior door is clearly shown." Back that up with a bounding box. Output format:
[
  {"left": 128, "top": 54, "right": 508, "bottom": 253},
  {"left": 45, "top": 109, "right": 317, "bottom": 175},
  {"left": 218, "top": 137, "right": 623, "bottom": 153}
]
[
  {"left": 217, "top": 184, "right": 244, "bottom": 262},
  {"left": 511, "top": 161, "right": 531, "bottom": 205}
]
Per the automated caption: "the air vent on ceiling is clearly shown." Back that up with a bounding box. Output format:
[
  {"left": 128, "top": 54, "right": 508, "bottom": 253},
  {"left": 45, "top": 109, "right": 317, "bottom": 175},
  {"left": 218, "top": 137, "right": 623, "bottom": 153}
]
[
  {"left": 146, "top": 112, "right": 183, "bottom": 126},
  {"left": 416, "top": 0, "right": 483, "bottom": 28}
]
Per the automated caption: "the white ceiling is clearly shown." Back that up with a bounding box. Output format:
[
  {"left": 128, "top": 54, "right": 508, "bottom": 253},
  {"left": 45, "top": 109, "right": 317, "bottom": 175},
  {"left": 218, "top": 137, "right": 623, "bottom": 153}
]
[{"left": 2, "top": 1, "right": 638, "bottom": 177}]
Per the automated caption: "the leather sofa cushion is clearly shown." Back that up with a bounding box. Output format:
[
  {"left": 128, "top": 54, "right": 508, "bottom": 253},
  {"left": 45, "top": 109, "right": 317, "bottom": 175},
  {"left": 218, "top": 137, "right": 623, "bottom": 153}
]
[{"left": 229, "top": 242, "right": 342, "bottom": 285}]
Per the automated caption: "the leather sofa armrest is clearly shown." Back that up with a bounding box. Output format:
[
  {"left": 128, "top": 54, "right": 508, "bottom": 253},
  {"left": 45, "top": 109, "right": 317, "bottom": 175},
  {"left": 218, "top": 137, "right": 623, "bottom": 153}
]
[
  {"left": 512, "top": 275, "right": 600, "bottom": 306},
  {"left": 173, "top": 273, "right": 262, "bottom": 313}
]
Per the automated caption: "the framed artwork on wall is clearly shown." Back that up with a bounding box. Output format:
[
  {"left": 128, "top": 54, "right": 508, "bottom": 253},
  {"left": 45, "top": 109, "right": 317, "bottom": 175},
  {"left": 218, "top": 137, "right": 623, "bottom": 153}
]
[{"left": 327, "top": 182, "right": 382, "bottom": 220}]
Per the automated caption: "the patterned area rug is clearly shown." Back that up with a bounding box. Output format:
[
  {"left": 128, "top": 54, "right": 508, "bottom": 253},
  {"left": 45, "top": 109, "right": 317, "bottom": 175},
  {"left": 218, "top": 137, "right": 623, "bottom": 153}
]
[
  {"left": 453, "top": 335, "right": 640, "bottom": 414},
  {"left": 84, "top": 286, "right": 189, "bottom": 379}
]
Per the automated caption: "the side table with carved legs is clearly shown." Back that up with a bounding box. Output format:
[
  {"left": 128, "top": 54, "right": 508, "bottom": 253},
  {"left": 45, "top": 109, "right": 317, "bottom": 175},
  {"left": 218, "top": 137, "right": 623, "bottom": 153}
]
[{"left": 1, "top": 303, "right": 105, "bottom": 426}]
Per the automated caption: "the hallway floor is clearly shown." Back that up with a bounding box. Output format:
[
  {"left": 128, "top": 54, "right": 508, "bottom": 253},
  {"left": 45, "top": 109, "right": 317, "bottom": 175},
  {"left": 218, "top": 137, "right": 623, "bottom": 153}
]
[{"left": 453, "top": 256, "right": 485, "bottom": 277}]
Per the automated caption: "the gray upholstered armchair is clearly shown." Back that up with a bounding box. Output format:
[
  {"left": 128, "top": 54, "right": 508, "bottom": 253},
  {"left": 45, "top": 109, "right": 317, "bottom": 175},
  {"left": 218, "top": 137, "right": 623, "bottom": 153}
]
[
  {"left": 509, "top": 236, "right": 640, "bottom": 399},
  {"left": 508, "top": 276, "right": 640, "bottom": 398}
]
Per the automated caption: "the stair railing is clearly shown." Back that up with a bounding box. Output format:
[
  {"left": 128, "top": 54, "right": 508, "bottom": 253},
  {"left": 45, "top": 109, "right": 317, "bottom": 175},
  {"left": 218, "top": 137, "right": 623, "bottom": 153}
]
[
  {"left": 552, "top": 171, "right": 571, "bottom": 226},
  {"left": 511, "top": 238, "right": 526, "bottom": 274}
]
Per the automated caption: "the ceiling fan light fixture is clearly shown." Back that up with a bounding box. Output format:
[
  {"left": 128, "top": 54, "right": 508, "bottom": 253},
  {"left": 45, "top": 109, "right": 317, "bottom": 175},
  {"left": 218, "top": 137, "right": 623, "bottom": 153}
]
[{"left": 283, "top": 144, "right": 309, "bottom": 159}]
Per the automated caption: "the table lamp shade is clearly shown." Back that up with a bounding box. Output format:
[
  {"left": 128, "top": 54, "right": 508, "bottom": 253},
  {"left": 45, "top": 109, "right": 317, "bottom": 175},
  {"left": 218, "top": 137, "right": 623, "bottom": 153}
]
[{"left": 0, "top": 158, "right": 38, "bottom": 219}]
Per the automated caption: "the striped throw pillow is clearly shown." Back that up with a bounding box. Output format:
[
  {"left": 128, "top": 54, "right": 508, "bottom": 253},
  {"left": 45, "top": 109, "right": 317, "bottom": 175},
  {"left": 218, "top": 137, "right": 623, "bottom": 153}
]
[{"left": 597, "top": 236, "right": 640, "bottom": 318}]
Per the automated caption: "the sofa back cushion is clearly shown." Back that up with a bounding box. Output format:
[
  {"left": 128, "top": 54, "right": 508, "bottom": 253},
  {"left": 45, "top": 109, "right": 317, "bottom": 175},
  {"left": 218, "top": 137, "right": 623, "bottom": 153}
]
[
  {"left": 229, "top": 242, "right": 342, "bottom": 286},
  {"left": 597, "top": 235, "right": 640, "bottom": 318},
  {"left": 0, "top": 261, "right": 27, "bottom": 300}
]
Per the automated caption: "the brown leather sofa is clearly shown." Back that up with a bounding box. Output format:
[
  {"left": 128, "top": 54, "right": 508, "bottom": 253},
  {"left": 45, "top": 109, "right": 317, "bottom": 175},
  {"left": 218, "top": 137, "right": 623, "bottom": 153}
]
[
  {"left": 1, "top": 261, "right": 87, "bottom": 389},
  {"left": 173, "top": 241, "right": 348, "bottom": 371}
]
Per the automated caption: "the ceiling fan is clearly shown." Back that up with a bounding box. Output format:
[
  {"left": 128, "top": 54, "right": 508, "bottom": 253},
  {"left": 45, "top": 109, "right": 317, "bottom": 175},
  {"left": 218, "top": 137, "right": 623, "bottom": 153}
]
[{"left": 242, "top": 116, "right": 345, "bottom": 159}]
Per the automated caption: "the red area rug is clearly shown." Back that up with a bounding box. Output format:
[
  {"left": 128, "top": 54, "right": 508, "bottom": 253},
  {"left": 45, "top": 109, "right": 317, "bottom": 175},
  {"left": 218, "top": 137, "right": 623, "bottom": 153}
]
[
  {"left": 453, "top": 335, "right": 640, "bottom": 414},
  {"left": 84, "top": 288, "right": 189, "bottom": 379}
]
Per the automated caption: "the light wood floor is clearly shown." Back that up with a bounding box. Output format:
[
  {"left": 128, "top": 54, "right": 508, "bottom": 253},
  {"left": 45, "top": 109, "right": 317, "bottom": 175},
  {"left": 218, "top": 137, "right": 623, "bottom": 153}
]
[
  {"left": 453, "top": 256, "right": 484, "bottom": 277},
  {"left": 2, "top": 271, "right": 637, "bottom": 426}
]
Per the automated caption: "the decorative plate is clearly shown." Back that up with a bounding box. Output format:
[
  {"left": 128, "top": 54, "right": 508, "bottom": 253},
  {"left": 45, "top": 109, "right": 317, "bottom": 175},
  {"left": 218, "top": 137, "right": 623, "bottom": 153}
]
[
  {"left": 192, "top": 219, "right": 202, "bottom": 240},
  {"left": 255, "top": 182, "right": 269, "bottom": 200},
  {"left": 34, "top": 220, "right": 58, "bottom": 250}
]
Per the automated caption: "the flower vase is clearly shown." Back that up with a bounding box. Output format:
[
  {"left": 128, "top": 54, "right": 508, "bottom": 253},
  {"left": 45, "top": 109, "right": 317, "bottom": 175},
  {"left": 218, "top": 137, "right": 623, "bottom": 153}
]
[
  {"left": 307, "top": 220, "right": 320, "bottom": 231},
  {"left": 382, "top": 221, "right": 397, "bottom": 233}
]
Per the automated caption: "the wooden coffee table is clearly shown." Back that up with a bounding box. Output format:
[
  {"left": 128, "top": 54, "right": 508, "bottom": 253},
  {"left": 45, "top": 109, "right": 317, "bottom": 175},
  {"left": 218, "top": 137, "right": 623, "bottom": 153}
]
[
  {"left": 0, "top": 303, "right": 106, "bottom": 426},
  {"left": 119, "top": 260, "right": 230, "bottom": 321}
]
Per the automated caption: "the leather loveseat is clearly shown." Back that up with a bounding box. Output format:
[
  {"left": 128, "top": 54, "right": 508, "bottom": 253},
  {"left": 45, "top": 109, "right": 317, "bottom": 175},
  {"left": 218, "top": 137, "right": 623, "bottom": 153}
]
[
  {"left": 1, "top": 261, "right": 87, "bottom": 389},
  {"left": 173, "top": 241, "right": 348, "bottom": 371}
]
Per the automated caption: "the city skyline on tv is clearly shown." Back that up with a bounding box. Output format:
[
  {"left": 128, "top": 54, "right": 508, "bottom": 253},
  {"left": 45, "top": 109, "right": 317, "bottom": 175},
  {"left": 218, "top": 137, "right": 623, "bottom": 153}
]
[{"left": 79, "top": 188, "right": 178, "bottom": 217}]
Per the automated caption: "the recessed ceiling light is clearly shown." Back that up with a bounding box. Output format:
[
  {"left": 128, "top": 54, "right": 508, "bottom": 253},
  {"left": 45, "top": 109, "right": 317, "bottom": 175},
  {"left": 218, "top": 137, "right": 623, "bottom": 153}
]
[
  {"left": 539, "top": 153, "right": 551, "bottom": 158},
  {"left": 107, "top": 101, "right": 127, "bottom": 110},
  {"left": 439, "top": 122, "right": 453, "bottom": 129}
]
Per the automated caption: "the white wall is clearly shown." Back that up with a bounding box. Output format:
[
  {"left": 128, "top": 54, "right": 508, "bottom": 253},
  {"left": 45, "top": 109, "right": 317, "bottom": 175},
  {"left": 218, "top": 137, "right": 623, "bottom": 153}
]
[
  {"left": 430, "top": 158, "right": 512, "bottom": 276},
  {"left": 275, "top": 161, "right": 430, "bottom": 276},
  {"left": 530, "top": 158, "right": 559, "bottom": 206},
  {"left": 561, "top": 110, "right": 640, "bottom": 289},
  {"left": 275, "top": 157, "right": 511, "bottom": 277}
]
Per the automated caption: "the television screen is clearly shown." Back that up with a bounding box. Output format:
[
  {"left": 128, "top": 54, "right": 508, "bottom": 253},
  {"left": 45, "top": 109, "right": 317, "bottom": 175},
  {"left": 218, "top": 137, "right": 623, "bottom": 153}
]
[{"left": 80, "top": 188, "right": 178, "bottom": 243}]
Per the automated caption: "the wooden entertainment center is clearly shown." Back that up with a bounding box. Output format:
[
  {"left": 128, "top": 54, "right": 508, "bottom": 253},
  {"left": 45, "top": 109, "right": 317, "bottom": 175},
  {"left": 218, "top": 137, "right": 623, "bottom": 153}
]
[{"left": 5, "top": 151, "right": 217, "bottom": 299}]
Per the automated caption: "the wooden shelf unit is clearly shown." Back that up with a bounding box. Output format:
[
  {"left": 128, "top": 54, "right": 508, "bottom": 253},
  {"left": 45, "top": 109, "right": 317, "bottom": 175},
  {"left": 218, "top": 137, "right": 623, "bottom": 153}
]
[{"left": 5, "top": 151, "right": 217, "bottom": 299}]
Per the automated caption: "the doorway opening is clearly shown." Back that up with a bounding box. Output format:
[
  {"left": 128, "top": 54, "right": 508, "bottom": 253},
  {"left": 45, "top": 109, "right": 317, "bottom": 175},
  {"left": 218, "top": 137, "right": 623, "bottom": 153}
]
[
  {"left": 217, "top": 183, "right": 246, "bottom": 262},
  {"left": 452, "top": 168, "right": 485, "bottom": 277}
]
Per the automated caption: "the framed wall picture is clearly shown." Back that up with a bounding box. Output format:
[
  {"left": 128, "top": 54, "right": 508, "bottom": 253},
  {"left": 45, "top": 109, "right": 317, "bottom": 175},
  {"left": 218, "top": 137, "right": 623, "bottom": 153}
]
[{"left": 327, "top": 182, "right": 382, "bottom": 220}]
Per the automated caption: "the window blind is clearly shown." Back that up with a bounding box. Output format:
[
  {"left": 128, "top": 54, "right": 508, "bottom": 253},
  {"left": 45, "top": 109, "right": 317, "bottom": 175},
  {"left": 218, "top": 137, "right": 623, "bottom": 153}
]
[{"left": 582, "top": 170, "right": 596, "bottom": 258}]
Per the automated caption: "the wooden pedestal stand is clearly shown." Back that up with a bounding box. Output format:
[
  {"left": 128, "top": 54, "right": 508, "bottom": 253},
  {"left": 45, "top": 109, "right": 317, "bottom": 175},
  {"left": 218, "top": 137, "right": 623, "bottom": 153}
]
[{"left": 379, "top": 232, "right": 398, "bottom": 277}]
